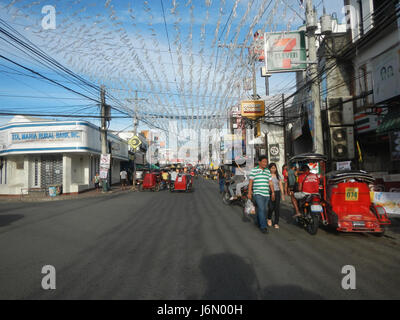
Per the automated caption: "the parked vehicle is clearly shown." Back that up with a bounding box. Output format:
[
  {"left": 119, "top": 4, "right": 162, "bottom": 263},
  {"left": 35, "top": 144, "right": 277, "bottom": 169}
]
[
  {"left": 139, "top": 172, "right": 161, "bottom": 192},
  {"left": 326, "top": 170, "right": 391, "bottom": 235},
  {"left": 135, "top": 170, "right": 144, "bottom": 188},
  {"left": 170, "top": 173, "right": 193, "bottom": 192}
]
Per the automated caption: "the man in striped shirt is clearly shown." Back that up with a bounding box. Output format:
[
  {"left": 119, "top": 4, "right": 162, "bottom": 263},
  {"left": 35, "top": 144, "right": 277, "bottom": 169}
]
[{"left": 248, "top": 155, "right": 275, "bottom": 234}]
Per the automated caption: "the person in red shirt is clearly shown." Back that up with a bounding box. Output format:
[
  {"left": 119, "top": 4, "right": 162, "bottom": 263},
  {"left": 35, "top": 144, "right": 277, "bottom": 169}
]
[{"left": 293, "top": 165, "right": 320, "bottom": 217}]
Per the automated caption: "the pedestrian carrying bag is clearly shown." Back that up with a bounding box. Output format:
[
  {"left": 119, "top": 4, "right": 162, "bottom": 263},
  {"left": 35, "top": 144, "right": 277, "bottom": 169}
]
[{"left": 244, "top": 199, "right": 256, "bottom": 216}]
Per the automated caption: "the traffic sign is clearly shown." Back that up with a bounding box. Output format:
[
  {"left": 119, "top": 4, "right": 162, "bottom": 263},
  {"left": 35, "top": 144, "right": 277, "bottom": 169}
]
[{"left": 128, "top": 136, "right": 142, "bottom": 150}]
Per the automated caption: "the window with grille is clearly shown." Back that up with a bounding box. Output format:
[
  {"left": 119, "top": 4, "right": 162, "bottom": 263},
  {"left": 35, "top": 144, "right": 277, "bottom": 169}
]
[
  {"left": 34, "top": 159, "right": 39, "bottom": 186},
  {"left": 0, "top": 158, "right": 7, "bottom": 185}
]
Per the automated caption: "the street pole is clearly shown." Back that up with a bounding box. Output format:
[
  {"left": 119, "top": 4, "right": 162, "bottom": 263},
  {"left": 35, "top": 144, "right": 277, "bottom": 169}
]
[
  {"left": 282, "top": 93, "right": 287, "bottom": 165},
  {"left": 252, "top": 57, "right": 257, "bottom": 99},
  {"left": 132, "top": 90, "right": 138, "bottom": 191},
  {"left": 264, "top": 75, "right": 270, "bottom": 96},
  {"left": 306, "top": 0, "right": 324, "bottom": 154},
  {"left": 100, "top": 85, "right": 110, "bottom": 192}
]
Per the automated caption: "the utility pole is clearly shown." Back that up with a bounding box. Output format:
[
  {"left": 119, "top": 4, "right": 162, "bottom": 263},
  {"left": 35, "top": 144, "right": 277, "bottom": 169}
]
[
  {"left": 132, "top": 91, "right": 139, "bottom": 191},
  {"left": 282, "top": 93, "right": 287, "bottom": 165},
  {"left": 100, "top": 85, "right": 110, "bottom": 192},
  {"left": 306, "top": 0, "right": 324, "bottom": 154},
  {"left": 126, "top": 91, "right": 147, "bottom": 191}
]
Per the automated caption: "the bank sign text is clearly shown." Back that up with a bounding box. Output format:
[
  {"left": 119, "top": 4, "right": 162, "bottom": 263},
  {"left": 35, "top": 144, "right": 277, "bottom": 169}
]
[{"left": 12, "top": 131, "right": 81, "bottom": 142}]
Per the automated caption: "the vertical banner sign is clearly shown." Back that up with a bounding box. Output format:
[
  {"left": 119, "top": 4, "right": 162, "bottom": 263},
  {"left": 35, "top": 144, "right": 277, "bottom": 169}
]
[
  {"left": 269, "top": 144, "right": 280, "bottom": 162},
  {"left": 100, "top": 154, "right": 111, "bottom": 179},
  {"left": 263, "top": 31, "right": 307, "bottom": 73}
]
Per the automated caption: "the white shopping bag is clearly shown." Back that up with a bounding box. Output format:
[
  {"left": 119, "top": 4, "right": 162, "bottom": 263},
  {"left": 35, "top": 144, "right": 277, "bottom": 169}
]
[{"left": 244, "top": 199, "right": 256, "bottom": 216}]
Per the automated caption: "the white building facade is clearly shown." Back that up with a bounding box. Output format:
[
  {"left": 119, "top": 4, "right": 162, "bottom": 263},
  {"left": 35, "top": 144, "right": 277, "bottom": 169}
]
[{"left": 0, "top": 117, "right": 128, "bottom": 195}]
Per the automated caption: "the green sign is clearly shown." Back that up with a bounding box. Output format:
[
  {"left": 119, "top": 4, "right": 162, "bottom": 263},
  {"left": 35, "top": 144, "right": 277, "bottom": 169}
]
[{"left": 265, "top": 31, "right": 306, "bottom": 73}]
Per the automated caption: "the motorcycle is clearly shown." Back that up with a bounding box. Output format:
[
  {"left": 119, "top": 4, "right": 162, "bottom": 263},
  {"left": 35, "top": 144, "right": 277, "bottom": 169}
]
[
  {"left": 289, "top": 153, "right": 328, "bottom": 235},
  {"left": 295, "top": 192, "right": 324, "bottom": 235},
  {"left": 222, "top": 179, "right": 251, "bottom": 221}
]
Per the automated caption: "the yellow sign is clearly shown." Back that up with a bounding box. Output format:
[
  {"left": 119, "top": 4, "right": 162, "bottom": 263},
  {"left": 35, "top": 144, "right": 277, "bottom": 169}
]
[
  {"left": 241, "top": 100, "right": 265, "bottom": 120},
  {"left": 128, "top": 136, "right": 142, "bottom": 150},
  {"left": 345, "top": 188, "right": 359, "bottom": 201}
]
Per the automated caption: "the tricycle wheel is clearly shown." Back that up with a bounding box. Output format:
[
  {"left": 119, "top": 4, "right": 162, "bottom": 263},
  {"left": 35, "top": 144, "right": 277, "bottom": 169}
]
[
  {"left": 138, "top": 184, "right": 143, "bottom": 192},
  {"left": 306, "top": 214, "right": 319, "bottom": 235},
  {"left": 154, "top": 184, "right": 160, "bottom": 192},
  {"left": 222, "top": 191, "right": 231, "bottom": 205}
]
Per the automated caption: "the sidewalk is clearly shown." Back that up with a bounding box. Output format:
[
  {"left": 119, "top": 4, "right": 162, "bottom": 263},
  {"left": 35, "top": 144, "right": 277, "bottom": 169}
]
[{"left": 0, "top": 185, "right": 134, "bottom": 203}]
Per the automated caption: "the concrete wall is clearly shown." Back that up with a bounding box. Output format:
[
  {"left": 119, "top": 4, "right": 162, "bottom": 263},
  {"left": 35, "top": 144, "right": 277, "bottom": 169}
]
[
  {"left": 111, "top": 159, "right": 121, "bottom": 185},
  {"left": 0, "top": 156, "right": 28, "bottom": 195}
]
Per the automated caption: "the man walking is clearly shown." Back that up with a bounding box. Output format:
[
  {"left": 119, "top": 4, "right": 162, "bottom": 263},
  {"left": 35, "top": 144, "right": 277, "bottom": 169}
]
[
  {"left": 120, "top": 169, "right": 128, "bottom": 190},
  {"left": 248, "top": 155, "right": 275, "bottom": 234}
]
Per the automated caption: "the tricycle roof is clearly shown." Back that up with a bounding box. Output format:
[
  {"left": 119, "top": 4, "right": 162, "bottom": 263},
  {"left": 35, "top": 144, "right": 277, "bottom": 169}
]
[
  {"left": 289, "top": 153, "right": 328, "bottom": 162},
  {"left": 327, "top": 170, "right": 375, "bottom": 184}
]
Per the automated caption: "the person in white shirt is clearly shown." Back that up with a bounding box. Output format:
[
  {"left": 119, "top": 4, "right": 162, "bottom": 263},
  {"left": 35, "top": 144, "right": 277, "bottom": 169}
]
[
  {"left": 170, "top": 169, "right": 178, "bottom": 183},
  {"left": 120, "top": 169, "right": 128, "bottom": 190}
]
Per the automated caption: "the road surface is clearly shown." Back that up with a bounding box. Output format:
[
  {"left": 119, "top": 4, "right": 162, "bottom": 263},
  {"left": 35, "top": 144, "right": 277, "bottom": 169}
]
[{"left": 0, "top": 178, "right": 399, "bottom": 299}]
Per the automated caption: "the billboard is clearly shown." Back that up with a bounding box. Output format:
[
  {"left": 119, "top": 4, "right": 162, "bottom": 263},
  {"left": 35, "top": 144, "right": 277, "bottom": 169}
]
[
  {"left": 263, "top": 31, "right": 307, "bottom": 73},
  {"left": 241, "top": 100, "right": 265, "bottom": 120}
]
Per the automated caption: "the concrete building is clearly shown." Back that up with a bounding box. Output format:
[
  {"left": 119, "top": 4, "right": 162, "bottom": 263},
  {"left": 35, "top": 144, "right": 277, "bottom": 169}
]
[
  {"left": 0, "top": 116, "right": 128, "bottom": 195},
  {"left": 338, "top": 0, "right": 400, "bottom": 174}
]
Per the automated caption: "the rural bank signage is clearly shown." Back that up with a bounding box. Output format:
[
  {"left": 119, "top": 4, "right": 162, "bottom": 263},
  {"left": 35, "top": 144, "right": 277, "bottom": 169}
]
[{"left": 11, "top": 131, "right": 82, "bottom": 143}]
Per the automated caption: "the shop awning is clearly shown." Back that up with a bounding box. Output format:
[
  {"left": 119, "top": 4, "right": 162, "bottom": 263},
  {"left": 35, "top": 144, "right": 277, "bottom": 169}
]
[{"left": 376, "top": 110, "right": 400, "bottom": 134}]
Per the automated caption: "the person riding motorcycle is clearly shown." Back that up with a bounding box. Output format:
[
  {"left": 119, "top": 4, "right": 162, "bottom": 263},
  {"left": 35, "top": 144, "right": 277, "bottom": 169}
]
[
  {"left": 228, "top": 162, "right": 251, "bottom": 201},
  {"left": 161, "top": 170, "right": 170, "bottom": 189},
  {"left": 292, "top": 165, "right": 320, "bottom": 218}
]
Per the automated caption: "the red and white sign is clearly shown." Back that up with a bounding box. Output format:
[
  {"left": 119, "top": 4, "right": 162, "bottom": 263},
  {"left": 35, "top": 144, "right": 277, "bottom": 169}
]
[{"left": 251, "top": 31, "right": 306, "bottom": 73}]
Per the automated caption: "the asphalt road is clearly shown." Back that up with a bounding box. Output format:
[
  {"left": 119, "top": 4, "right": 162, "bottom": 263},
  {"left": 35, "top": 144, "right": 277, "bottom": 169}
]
[{"left": 0, "top": 178, "right": 399, "bottom": 300}]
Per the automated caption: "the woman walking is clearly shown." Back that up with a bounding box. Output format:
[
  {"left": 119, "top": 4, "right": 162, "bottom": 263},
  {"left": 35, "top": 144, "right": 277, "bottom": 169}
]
[{"left": 267, "top": 163, "right": 285, "bottom": 229}]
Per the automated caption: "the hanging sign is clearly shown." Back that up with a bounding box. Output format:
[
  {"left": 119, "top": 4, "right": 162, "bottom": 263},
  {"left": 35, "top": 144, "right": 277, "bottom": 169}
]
[
  {"left": 269, "top": 144, "right": 280, "bottom": 162},
  {"left": 264, "top": 31, "right": 307, "bottom": 73},
  {"left": 241, "top": 100, "right": 265, "bottom": 120},
  {"left": 100, "top": 154, "right": 111, "bottom": 169},
  {"left": 128, "top": 136, "right": 142, "bottom": 150}
]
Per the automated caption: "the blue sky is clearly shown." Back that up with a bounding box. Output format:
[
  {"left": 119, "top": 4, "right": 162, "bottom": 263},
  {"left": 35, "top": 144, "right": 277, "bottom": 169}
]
[{"left": 0, "top": 0, "right": 346, "bottom": 134}]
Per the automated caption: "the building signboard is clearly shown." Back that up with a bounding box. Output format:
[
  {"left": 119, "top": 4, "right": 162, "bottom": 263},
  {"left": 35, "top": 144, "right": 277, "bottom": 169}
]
[
  {"left": 241, "top": 100, "right": 265, "bottom": 119},
  {"left": 372, "top": 45, "right": 400, "bottom": 103},
  {"left": 11, "top": 131, "right": 81, "bottom": 143},
  {"left": 264, "top": 31, "right": 307, "bottom": 73}
]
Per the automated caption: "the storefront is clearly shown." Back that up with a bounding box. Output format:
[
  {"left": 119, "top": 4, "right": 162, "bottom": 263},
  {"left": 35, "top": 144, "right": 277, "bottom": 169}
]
[{"left": 0, "top": 116, "right": 128, "bottom": 195}]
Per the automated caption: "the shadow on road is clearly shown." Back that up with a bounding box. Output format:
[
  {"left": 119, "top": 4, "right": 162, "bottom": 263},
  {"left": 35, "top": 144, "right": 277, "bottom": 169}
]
[
  {"left": 0, "top": 214, "right": 24, "bottom": 227},
  {"left": 198, "top": 253, "right": 324, "bottom": 300}
]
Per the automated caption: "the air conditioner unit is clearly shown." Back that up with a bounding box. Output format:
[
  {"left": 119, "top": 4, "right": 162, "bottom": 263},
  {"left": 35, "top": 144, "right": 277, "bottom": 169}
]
[
  {"left": 330, "top": 126, "right": 355, "bottom": 160},
  {"left": 327, "top": 97, "right": 354, "bottom": 126}
]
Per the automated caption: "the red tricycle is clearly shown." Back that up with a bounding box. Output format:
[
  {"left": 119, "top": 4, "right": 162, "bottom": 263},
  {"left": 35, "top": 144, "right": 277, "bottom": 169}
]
[
  {"left": 326, "top": 170, "right": 391, "bottom": 235},
  {"left": 139, "top": 172, "right": 161, "bottom": 192},
  {"left": 289, "top": 153, "right": 391, "bottom": 235},
  {"left": 170, "top": 174, "right": 193, "bottom": 192}
]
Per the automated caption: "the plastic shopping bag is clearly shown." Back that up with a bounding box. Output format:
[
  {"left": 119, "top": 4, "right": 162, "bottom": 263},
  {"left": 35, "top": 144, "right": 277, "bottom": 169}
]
[{"left": 244, "top": 199, "right": 256, "bottom": 216}]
